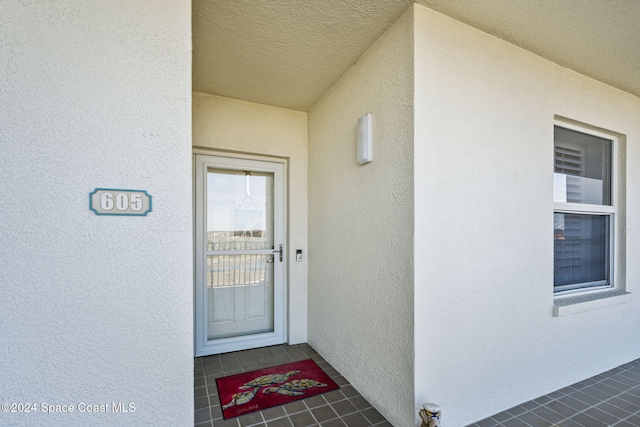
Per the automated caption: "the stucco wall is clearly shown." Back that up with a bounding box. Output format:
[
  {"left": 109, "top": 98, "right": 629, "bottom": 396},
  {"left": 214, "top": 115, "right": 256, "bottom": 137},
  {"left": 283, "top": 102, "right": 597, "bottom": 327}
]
[
  {"left": 192, "top": 93, "right": 309, "bottom": 344},
  {"left": 0, "top": 1, "right": 193, "bottom": 426},
  {"left": 307, "top": 8, "right": 415, "bottom": 427},
  {"left": 413, "top": 5, "right": 640, "bottom": 426}
]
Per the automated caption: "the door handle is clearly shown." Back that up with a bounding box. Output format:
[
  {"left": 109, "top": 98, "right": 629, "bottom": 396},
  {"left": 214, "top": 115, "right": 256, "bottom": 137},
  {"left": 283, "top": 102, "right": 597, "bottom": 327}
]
[{"left": 272, "top": 244, "right": 283, "bottom": 262}]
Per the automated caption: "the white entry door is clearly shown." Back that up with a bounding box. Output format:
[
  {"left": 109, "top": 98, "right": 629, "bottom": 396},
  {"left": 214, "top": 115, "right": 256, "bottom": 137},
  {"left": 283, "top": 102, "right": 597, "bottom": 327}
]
[{"left": 194, "top": 155, "right": 286, "bottom": 356}]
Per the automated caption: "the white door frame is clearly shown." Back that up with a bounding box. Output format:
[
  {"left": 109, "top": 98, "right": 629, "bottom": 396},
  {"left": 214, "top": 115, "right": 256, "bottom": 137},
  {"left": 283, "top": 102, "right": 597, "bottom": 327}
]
[{"left": 194, "top": 154, "right": 287, "bottom": 356}]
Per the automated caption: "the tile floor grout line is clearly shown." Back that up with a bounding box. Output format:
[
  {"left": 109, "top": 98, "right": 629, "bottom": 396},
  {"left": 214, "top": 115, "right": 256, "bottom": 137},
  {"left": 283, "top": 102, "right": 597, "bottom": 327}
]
[
  {"left": 198, "top": 344, "right": 389, "bottom": 426},
  {"left": 483, "top": 371, "right": 640, "bottom": 427},
  {"left": 471, "top": 363, "right": 640, "bottom": 426}
]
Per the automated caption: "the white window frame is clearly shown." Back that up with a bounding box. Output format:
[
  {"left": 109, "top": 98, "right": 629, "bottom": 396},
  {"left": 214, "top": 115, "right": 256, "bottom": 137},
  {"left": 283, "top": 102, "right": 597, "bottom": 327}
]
[{"left": 553, "top": 122, "right": 618, "bottom": 295}]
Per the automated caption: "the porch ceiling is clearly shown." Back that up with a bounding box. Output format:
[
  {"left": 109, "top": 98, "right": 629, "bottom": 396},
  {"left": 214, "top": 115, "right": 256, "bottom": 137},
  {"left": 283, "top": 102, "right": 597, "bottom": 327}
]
[{"left": 193, "top": 0, "right": 640, "bottom": 112}]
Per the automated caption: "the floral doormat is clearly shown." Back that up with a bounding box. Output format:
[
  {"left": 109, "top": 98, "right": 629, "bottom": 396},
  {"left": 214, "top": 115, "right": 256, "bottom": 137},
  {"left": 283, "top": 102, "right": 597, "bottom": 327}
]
[{"left": 215, "top": 359, "right": 339, "bottom": 419}]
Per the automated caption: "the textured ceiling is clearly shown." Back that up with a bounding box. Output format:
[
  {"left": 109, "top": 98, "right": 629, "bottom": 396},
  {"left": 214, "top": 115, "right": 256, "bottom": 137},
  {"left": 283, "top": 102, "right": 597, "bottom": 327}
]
[
  {"left": 419, "top": 0, "right": 640, "bottom": 100},
  {"left": 192, "top": 0, "right": 411, "bottom": 111},
  {"left": 193, "top": 0, "right": 640, "bottom": 111}
]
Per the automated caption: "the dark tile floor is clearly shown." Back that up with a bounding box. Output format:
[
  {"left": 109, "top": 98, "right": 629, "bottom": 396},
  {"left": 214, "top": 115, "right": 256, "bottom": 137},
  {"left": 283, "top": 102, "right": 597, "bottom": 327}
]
[
  {"left": 467, "top": 358, "right": 640, "bottom": 427},
  {"left": 194, "top": 343, "right": 392, "bottom": 427},
  {"left": 197, "top": 345, "right": 640, "bottom": 427}
]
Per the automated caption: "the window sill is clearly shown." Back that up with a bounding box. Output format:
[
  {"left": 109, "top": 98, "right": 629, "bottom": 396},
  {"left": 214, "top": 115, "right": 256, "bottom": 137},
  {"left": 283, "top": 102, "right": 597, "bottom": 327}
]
[{"left": 553, "top": 290, "right": 631, "bottom": 317}]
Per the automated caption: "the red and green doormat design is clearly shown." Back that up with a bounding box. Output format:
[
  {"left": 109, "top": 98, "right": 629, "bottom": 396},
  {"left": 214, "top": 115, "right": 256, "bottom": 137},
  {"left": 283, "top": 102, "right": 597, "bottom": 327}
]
[{"left": 215, "top": 359, "right": 339, "bottom": 419}]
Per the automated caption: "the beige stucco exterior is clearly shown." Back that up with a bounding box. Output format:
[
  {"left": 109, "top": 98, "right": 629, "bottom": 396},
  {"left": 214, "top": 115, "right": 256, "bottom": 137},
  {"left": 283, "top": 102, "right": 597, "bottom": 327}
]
[
  {"left": 3, "top": 2, "right": 640, "bottom": 426},
  {"left": 308, "top": 7, "right": 415, "bottom": 426},
  {"left": 1, "top": 1, "right": 193, "bottom": 426},
  {"left": 308, "top": 5, "right": 640, "bottom": 425},
  {"left": 413, "top": 4, "right": 640, "bottom": 425}
]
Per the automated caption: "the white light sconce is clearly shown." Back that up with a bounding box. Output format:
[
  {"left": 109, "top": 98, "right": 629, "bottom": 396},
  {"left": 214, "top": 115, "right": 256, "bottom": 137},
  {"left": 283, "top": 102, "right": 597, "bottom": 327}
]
[{"left": 357, "top": 113, "right": 373, "bottom": 164}]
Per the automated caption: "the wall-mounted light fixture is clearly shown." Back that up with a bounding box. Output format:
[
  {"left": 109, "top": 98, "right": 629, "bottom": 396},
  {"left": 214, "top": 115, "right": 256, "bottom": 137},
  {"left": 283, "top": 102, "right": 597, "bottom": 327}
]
[{"left": 357, "top": 113, "right": 373, "bottom": 165}]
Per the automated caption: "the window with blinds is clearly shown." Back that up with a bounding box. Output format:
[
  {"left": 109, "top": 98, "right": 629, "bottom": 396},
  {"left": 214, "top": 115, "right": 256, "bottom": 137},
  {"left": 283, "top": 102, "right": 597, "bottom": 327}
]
[{"left": 553, "top": 125, "right": 613, "bottom": 293}]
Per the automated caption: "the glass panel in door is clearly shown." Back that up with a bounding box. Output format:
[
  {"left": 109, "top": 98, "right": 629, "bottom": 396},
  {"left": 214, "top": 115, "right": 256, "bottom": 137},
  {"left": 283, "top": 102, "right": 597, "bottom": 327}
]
[{"left": 206, "top": 169, "right": 275, "bottom": 340}]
